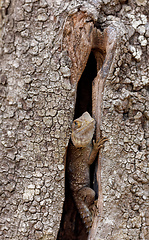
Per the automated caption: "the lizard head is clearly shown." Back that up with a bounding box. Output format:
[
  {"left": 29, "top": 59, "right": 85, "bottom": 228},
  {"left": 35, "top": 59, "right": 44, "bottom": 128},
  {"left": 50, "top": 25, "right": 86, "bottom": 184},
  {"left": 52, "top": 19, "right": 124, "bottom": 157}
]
[{"left": 71, "top": 112, "right": 95, "bottom": 148}]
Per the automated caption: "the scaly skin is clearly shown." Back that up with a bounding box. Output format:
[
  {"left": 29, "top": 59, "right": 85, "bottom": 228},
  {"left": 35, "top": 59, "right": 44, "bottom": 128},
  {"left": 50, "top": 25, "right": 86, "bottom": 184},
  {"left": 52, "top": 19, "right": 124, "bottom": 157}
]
[{"left": 67, "top": 112, "right": 107, "bottom": 232}]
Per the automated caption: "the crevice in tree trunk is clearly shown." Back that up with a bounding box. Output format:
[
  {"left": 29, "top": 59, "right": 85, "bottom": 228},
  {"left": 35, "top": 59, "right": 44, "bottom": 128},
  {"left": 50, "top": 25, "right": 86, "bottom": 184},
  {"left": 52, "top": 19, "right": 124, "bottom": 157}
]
[
  {"left": 57, "top": 52, "right": 97, "bottom": 240},
  {"left": 59, "top": 11, "right": 117, "bottom": 240},
  {"left": 74, "top": 51, "right": 97, "bottom": 119}
]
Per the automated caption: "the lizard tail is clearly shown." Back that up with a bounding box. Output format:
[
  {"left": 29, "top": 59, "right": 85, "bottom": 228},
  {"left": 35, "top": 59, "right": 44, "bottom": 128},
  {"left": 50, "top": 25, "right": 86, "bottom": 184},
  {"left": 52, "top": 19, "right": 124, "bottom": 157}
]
[{"left": 74, "top": 195, "right": 92, "bottom": 232}]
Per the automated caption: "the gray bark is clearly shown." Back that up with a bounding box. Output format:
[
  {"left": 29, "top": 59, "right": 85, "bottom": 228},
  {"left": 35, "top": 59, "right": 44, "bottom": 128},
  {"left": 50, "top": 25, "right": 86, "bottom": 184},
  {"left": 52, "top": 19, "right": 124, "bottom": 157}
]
[
  {"left": 0, "top": 0, "right": 148, "bottom": 240},
  {"left": 0, "top": 0, "right": 75, "bottom": 239}
]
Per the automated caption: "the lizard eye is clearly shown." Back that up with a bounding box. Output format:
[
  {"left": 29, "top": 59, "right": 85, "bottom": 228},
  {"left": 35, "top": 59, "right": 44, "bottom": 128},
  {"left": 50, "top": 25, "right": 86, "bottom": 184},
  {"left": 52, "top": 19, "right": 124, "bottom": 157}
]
[{"left": 74, "top": 121, "right": 81, "bottom": 128}]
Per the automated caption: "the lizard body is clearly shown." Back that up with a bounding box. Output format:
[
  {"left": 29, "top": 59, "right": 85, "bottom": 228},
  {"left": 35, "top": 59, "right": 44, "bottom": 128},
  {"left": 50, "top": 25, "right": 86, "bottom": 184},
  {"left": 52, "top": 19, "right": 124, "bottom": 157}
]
[{"left": 67, "top": 112, "right": 107, "bottom": 232}]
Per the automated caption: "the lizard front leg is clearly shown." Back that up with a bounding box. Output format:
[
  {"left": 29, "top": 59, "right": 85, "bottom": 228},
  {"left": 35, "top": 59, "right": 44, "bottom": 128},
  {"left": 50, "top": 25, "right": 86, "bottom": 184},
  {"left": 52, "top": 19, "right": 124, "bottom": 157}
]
[
  {"left": 88, "top": 137, "right": 108, "bottom": 165},
  {"left": 73, "top": 187, "right": 95, "bottom": 232}
]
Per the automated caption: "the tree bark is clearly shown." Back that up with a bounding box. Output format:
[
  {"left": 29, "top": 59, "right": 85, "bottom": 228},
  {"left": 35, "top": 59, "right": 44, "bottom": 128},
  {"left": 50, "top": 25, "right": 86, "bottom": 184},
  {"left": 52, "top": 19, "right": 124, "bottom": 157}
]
[{"left": 0, "top": 0, "right": 148, "bottom": 240}]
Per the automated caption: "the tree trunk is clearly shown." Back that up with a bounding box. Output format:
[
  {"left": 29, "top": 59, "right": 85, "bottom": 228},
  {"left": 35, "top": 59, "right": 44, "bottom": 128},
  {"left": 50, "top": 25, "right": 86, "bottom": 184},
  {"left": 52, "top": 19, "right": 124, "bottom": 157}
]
[{"left": 0, "top": 0, "right": 148, "bottom": 240}]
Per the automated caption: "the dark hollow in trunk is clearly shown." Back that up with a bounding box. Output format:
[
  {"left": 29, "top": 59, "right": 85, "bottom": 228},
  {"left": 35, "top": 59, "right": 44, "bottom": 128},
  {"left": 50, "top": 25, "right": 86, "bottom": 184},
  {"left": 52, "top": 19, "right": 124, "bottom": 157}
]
[
  {"left": 74, "top": 51, "right": 97, "bottom": 119},
  {"left": 57, "top": 52, "right": 97, "bottom": 240}
]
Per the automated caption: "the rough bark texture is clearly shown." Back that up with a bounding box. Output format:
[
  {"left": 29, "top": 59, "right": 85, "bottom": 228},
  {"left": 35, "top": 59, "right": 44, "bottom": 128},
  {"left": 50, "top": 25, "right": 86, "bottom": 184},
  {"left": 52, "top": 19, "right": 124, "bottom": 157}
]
[
  {"left": 0, "top": 0, "right": 148, "bottom": 240},
  {"left": 0, "top": 0, "right": 75, "bottom": 239},
  {"left": 90, "top": 1, "right": 149, "bottom": 239}
]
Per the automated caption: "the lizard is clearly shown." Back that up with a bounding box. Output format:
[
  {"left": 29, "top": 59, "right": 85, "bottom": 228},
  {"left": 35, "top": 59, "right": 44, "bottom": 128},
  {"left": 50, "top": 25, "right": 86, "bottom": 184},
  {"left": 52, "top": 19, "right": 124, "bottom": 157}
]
[{"left": 67, "top": 111, "right": 108, "bottom": 233}]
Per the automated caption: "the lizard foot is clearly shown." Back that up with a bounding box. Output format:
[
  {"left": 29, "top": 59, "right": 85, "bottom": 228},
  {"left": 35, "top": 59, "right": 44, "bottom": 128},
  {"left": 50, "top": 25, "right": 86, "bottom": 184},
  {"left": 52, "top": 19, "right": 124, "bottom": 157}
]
[
  {"left": 89, "top": 199, "right": 98, "bottom": 219},
  {"left": 93, "top": 137, "right": 108, "bottom": 150}
]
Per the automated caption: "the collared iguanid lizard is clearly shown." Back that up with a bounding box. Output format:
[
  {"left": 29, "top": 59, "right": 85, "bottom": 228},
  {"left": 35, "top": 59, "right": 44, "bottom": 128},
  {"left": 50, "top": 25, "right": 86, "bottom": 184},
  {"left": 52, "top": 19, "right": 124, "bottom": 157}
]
[{"left": 67, "top": 111, "right": 108, "bottom": 233}]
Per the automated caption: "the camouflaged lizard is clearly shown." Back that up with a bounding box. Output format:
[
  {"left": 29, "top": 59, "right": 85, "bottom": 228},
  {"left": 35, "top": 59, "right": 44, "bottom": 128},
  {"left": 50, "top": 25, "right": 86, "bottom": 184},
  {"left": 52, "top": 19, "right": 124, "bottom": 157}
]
[{"left": 67, "top": 112, "right": 107, "bottom": 232}]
